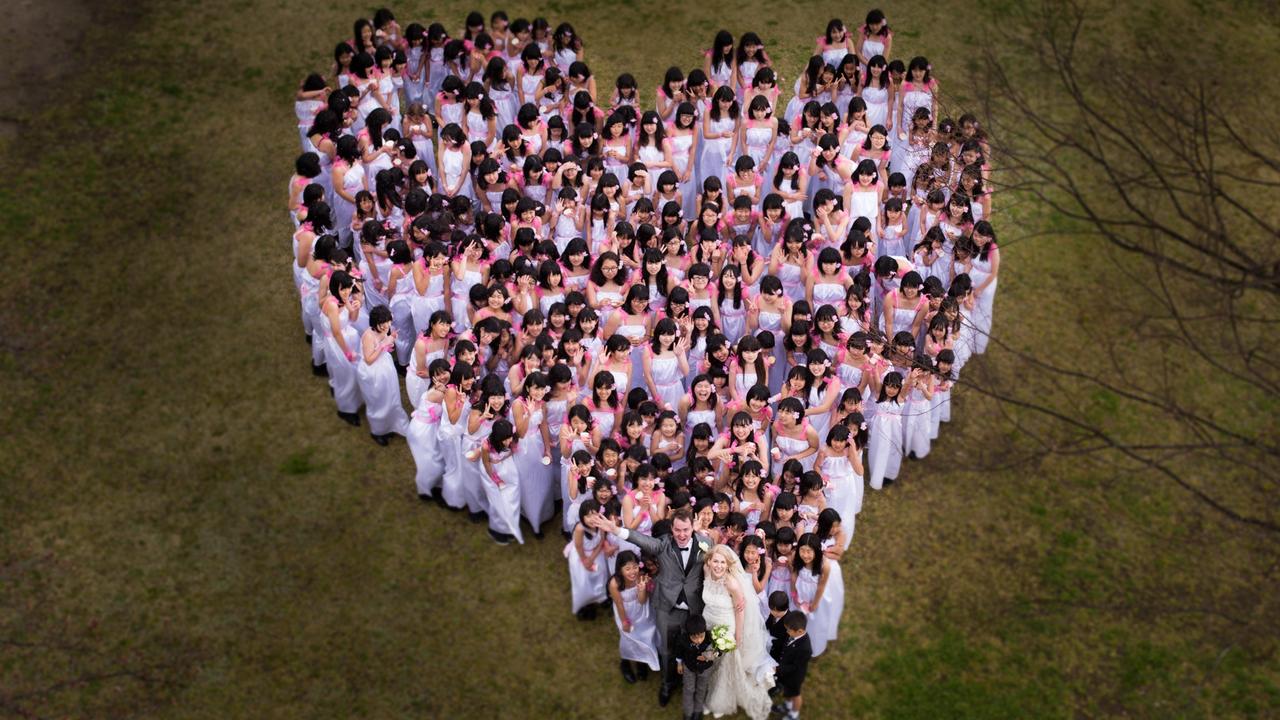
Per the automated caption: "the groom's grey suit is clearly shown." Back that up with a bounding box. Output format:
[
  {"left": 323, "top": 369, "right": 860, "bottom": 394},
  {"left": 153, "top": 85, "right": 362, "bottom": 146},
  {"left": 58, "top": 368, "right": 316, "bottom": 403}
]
[{"left": 617, "top": 528, "right": 714, "bottom": 692}]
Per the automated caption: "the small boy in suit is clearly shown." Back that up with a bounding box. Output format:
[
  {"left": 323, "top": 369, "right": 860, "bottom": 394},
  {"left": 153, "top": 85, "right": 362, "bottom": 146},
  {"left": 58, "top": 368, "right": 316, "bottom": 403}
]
[
  {"left": 765, "top": 590, "right": 791, "bottom": 663},
  {"left": 772, "top": 611, "right": 813, "bottom": 720},
  {"left": 676, "top": 614, "right": 717, "bottom": 720}
]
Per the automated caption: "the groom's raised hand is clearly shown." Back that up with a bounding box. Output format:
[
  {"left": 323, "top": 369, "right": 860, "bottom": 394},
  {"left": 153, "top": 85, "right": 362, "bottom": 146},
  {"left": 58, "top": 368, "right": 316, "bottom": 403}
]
[{"left": 586, "top": 511, "right": 620, "bottom": 535}]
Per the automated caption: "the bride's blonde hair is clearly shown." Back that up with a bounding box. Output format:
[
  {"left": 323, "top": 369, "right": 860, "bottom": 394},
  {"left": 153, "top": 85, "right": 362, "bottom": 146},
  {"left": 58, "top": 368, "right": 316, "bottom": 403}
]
[{"left": 703, "top": 544, "right": 740, "bottom": 573}]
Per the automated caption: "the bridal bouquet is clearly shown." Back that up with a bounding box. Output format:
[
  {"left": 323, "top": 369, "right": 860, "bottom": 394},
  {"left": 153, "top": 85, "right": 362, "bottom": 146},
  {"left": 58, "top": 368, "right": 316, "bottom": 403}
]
[{"left": 710, "top": 624, "right": 737, "bottom": 654}]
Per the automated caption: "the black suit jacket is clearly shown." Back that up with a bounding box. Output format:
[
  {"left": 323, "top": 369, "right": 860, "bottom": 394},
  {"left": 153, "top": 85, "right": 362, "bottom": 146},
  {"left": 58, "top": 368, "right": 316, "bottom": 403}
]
[
  {"left": 677, "top": 635, "right": 716, "bottom": 674},
  {"left": 766, "top": 615, "right": 789, "bottom": 662},
  {"left": 776, "top": 633, "right": 813, "bottom": 691}
]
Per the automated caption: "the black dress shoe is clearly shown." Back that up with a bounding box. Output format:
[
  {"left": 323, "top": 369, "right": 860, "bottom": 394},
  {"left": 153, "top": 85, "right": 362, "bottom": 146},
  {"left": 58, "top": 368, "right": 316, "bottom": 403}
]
[
  {"left": 636, "top": 663, "right": 650, "bottom": 680},
  {"left": 658, "top": 685, "right": 672, "bottom": 706},
  {"left": 418, "top": 493, "right": 432, "bottom": 503},
  {"left": 338, "top": 411, "right": 360, "bottom": 426},
  {"left": 883, "top": 477, "right": 896, "bottom": 487},
  {"left": 489, "top": 529, "right": 510, "bottom": 545},
  {"left": 620, "top": 660, "right": 637, "bottom": 683},
  {"left": 304, "top": 333, "right": 313, "bottom": 345},
  {"left": 468, "top": 511, "right": 486, "bottom": 524},
  {"left": 311, "top": 361, "right": 327, "bottom": 376},
  {"left": 372, "top": 433, "right": 389, "bottom": 446}
]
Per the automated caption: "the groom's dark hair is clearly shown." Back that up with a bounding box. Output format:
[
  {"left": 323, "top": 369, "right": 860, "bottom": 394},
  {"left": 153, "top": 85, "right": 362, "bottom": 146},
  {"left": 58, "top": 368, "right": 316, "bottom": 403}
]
[
  {"left": 671, "top": 507, "right": 694, "bottom": 525},
  {"left": 684, "top": 614, "right": 707, "bottom": 635}
]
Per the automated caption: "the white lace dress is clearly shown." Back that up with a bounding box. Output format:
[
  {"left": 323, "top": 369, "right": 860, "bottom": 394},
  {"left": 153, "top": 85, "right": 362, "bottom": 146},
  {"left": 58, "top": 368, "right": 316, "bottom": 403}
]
[{"left": 702, "top": 571, "right": 775, "bottom": 720}]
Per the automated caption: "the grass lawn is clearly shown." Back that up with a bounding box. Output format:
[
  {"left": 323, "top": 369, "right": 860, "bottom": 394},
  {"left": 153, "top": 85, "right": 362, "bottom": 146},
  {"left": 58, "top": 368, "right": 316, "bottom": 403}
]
[{"left": 2, "top": 0, "right": 1277, "bottom": 718}]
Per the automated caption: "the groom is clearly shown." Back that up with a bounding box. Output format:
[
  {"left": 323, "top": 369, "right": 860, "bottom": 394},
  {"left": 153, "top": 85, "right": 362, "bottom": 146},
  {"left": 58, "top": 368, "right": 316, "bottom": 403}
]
[{"left": 587, "top": 507, "right": 711, "bottom": 707}]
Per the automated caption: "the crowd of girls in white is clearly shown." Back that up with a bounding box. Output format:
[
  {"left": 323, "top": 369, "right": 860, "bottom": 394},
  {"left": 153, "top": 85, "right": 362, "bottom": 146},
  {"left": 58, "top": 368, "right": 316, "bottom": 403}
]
[{"left": 289, "top": 6, "right": 1000, "bottom": 681}]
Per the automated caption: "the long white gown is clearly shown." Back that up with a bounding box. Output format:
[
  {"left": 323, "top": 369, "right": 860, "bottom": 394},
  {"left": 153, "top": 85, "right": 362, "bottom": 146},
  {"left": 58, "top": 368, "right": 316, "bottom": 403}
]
[
  {"left": 483, "top": 448, "right": 525, "bottom": 543},
  {"left": 820, "top": 453, "right": 860, "bottom": 548},
  {"left": 867, "top": 398, "right": 905, "bottom": 489},
  {"left": 564, "top": 530, "right": 610, "bottom": 613},
  {"left": 649, "top": 352, "right": 686, "bottom": 412},
  {"left": 357, "top": 346, "right": 409, "bottom": 436},
  {"left": 321, "top": 307, "right": 363, "bottom": 414},
  {"left": 793, "top": 563, "right": 845, "bottom": 657},
  {"left": 702, "top": 559, "right": 775, "bottom": 720},
  {"left": 438, "top": 398, "right": 470, "bottom": 510},
  {"left": 613, "top": 585, "right": 661, "bottom": 671},
  {"left": 406, "top": 395, "right": 444, "bottom": 496},
  {"left": 514, "top": 404, "right": 555, "bottom": 530}
]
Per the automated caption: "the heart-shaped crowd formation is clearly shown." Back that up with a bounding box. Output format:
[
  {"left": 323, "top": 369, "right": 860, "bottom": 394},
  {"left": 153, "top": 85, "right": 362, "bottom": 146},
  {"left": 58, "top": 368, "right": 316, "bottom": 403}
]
[{"left": 287, "top": 6, "right": 1001, "bottom": 716}]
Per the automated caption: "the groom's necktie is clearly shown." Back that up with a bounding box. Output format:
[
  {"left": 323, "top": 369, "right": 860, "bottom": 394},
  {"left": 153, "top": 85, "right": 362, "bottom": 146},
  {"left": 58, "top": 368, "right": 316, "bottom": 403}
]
[{"left": 675, "top": 543, "right": 692, "bottom": 610}]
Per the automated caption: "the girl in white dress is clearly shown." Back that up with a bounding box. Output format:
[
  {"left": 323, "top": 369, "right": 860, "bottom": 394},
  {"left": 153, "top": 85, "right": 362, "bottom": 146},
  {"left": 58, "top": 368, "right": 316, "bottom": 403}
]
[
  {"left": 407, "top": 359, "right": 450, "bottom": 500},
  {"left": 588, "top": 373, "right": 623, "bottom": 441},
  {"left": 516, "top": 43, "right": 546, "bottom": 107},
  {"left": 804, "top": 350, "right": 842, "bottom": 441},
  {"left": 438, "top": 362, "right": 476, "bottom": 510},
  {"left": 566, "top": 498, "right": 611, "bottom": 618},
  {"left": 382, "top": 241, "right": 417, "bottom": 365},
  {"left": 321, "top": 272, "right": 364, "bottom": 425},
  {"left": 792, "top": 533, "right": 844, "bottom": 657},
  {"left": 765, "top": 526, "right": 797, "bottom": 607},
  {"left": 560, "top": 404, "right": 602, "bottom": 534},
  {"left": 607, "top": 551, "right": 661, "bottom": 681},
  {"left": 795, "top": 471, "right": 828, "bottom": 535},
  {"left": 357, "top": 306, "right": 410, "bottom": 444},
  {"left": 772, "top": 397, "right": 820, "bottom": 472},
  {"left": 480, "top": 419, "right": 525, "bottom": 545},
  {"left": 769, "top": 221, "right": 810, "bottom": 303},
  {"left": 857, "top": 10, "right": 893, "bottom": 67},
  {"left": 330, "top": 137, "right": 366, "bottom": 249},
  {"left": 642, "top": 319, "right": 690, "bottom": 413},
  {"left": 668, "top": 104, "right": 701, "bottom": 210},
  {"left": 705, "top": 30, "right": 737, "bottom": 94},
  {"left": 725, "top": 336, "right": 765, "bottom": 406},
  {"left": 483, "top": 57, "right": 518, "bottom": 131},
  {"left": 462, "top": 377, "right": 505, "bottom": 520},
  {"left": 734, "top": 459, "right": 775, "bottom": 534},
  {"left": 815, "top": 422, "right": 864, "bottom": 547},
  {"left": 969, "top": 221, "right": 1001, "bottom": 355},
  {"left": 896, "top": 57, "right": 939, "bottom": 150},
  {"left": 902, "top": 361, "right": 936, "bottom": 460},
  {"left": 860, "top": 56, "right": 892, "bottom": 132},
  {"left": 867, "top": 370, "right": 906, "bottom": 489},
  {"left": 512, "top": 371, "right": 556, "bottom": 536},
  {"left": 698, "top": 86, "right": 739, "bottom": 197}
]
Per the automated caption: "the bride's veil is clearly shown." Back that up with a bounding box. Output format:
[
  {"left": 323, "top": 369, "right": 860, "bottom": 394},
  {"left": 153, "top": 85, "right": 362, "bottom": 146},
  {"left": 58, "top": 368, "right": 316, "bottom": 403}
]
[{"left": 718, "top": 544, "right": 777, "bottom": 684}]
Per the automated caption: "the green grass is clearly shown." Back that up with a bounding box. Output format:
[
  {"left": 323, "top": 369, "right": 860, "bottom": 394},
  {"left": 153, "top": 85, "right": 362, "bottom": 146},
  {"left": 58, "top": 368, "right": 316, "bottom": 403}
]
[{"left": 2, "top": 0, "right": 1278, "bottom": 718}]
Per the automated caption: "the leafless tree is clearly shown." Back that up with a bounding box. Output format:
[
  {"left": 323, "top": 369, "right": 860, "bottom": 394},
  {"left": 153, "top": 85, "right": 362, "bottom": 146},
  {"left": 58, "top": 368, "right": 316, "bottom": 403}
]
[{"left": 953, "top": 0, "right": 1280, "bottom": 534}]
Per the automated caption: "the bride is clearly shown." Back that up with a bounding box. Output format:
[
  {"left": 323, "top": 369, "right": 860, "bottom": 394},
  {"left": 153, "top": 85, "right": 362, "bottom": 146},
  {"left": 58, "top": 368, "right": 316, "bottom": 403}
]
[{"left": 701, "top": 544, "right": 776, "bottom": 719}]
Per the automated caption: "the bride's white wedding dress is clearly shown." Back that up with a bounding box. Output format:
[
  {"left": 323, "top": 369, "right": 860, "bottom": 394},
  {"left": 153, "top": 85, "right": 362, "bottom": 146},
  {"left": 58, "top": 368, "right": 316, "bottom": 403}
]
[{"left": 702, "top": 556, "right": 776, "bottom": 720}]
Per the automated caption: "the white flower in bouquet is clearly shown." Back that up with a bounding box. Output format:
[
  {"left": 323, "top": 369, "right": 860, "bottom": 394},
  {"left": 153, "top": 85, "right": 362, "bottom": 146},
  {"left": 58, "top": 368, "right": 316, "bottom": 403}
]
[{"left": 710, "top": 624, "right": 737, "bottom": 654}]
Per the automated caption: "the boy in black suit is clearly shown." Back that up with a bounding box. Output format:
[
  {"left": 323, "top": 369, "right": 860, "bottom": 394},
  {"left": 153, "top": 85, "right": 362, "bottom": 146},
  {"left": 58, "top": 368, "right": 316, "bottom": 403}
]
[
  {"left": 765, "top": 590, "right": 790, "bottom": 663},
  {"left": 676, "top": 614, "right": 717, "bottom": 720},
  {"left": 771, "top": 611, "right": 813, "bottom": 720}
]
